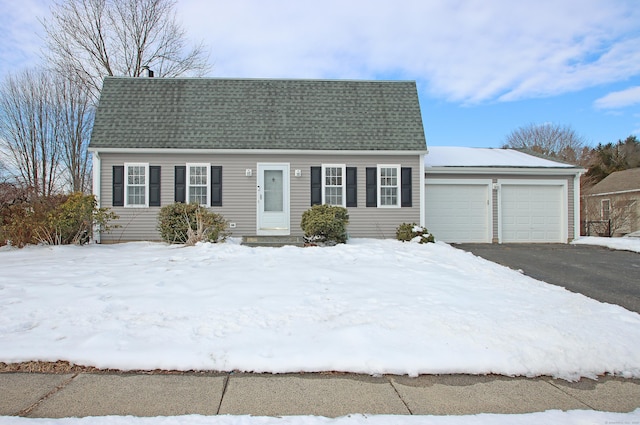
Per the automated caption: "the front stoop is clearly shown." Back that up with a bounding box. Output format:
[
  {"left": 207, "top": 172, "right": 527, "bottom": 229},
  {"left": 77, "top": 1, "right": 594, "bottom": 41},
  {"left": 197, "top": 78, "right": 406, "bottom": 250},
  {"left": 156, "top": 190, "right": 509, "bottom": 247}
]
[{"left": 241, "top": 235, "right": 305, "bottom": 247}]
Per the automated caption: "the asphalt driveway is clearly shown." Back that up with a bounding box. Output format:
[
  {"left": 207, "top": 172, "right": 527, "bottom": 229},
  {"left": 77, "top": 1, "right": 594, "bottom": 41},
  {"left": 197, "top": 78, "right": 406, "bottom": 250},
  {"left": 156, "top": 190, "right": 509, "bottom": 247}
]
[{"left": 454, "top": 243, "right": 640, "bottom": 314}]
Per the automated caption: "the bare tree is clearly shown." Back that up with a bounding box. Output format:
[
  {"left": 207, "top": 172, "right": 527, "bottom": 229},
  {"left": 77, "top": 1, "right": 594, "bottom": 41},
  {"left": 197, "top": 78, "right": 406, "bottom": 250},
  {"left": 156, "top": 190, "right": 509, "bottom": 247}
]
[
  {"left": 0, "top": 69, "right": 63, "bottom": 197},
  {"left": 503, "top": 123, "right": 589, "bottom": 166},
  {"left": 57, "top": 76, "right": 94, "bottom": 192},
  {"left": 43, "top": 0, "right": 210, "bottom": 97}
]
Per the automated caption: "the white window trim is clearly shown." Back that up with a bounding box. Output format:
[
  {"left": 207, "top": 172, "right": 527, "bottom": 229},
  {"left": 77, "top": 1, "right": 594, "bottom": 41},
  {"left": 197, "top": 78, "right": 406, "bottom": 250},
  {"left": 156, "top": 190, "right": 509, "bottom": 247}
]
[
  {"left": 186, "top": 163, "right": 211, "bottom": 207},
  {"left": 124, "top": 162, "right": 149, "bottom": 208},
  {"left": 321, "top": 164, "right": 346, "bottom": 207},
  {"left": 377, "top": 164, "right": 401, "bottom": 208},
  {"left": 601, "top": 199, "right": 611, "bottom": 221}
]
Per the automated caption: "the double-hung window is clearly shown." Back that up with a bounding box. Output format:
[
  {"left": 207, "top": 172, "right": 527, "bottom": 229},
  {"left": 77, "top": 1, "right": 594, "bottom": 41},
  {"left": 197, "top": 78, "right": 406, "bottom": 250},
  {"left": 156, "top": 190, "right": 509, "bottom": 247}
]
[
  {"left": 377, "top": 165, "right": 401, "bottom": 207},
  {"left": 322, "top": 164, "right": 346, "bottom": 207},
  {"left": 125, "top": 163, "right": 149, "bottom": 207},
  {"left": 187, "top": 163, "right": 210, "bottom": 206}
]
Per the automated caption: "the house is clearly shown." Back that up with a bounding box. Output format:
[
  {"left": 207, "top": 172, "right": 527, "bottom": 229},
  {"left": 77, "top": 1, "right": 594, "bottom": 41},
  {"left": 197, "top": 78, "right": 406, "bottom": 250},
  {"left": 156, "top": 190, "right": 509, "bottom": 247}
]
[
  {"left": 89, "top": 77, "right": 428, "bottom": 242},
  {"left": 423, "top": 147, "right": 584, "bottom": 243},
  {"left": 582, "top": 168, "right": 640, "bottom": 237}
]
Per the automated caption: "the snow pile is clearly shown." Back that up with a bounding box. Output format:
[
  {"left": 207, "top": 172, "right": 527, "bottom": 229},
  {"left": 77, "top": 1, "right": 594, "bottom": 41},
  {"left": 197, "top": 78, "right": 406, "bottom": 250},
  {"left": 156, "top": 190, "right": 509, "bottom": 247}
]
[
  {"left": 1, "top": 239, "right": 639, "bottom": 380},
  {"left": 2, "top": 410, "right": 640, "bottom": 425},
  {"left": 572, "top": 236, "right": 640, "bottom": 253}
]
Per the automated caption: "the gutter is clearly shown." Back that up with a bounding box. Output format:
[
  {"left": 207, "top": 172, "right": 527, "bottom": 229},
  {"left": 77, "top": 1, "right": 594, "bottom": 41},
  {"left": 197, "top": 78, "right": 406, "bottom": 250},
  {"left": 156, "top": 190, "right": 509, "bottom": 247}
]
[
  {"left": 424, "top": 166, "right": 585, "bottom": 176},
  {"left": 88, "top": 147, "right": 429, "bottom": 156},
  {"left": 583, "top": 189, "right": 640, "bottom": 197}
]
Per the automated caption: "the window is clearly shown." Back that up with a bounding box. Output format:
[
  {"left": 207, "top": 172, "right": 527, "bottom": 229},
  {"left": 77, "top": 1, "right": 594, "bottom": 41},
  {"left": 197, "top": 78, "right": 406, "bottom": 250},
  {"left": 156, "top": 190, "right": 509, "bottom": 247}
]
[
  {"left": 601, "top": 199, "right": 610, "bottom": 220},
  {"left": 322, "top": 165, "right": 346, "bottom": 207},
  {"left": 187, "top": 163, "right": 210, "bottom": 206},
  {"left": 125, "top": 163, "right": 149, "bottom": 207},
  {"left": 377, "top": 165, "right": 401, "bottom": 207}
]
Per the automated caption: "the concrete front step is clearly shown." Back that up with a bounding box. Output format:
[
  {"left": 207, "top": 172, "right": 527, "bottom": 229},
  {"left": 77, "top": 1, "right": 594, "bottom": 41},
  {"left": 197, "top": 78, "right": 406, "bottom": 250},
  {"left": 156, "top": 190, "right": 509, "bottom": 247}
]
[{"left": 241, "top": 235, "right": 305, "bottom": 247}]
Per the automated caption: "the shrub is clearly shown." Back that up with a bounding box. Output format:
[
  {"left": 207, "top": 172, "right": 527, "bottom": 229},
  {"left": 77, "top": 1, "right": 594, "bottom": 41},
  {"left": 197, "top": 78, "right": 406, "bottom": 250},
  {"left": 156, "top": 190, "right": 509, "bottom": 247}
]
[
  {"left": 396, "top": 223, "right": 435, "bottom": 244},
  {"left": 157, "top": 202, "right": 229, "bottom": 245},
  {"left": 39, "top": 193, "right": 119, "bottom": 245},
  {"left": 0, "top": 192, "right": 118, "bottom": 247},
  {"left": 0, "top": 196, "right": 58, "bottom": 247},
  {"left": 300, "top": 204, "right": 349, "bottom": 245}
]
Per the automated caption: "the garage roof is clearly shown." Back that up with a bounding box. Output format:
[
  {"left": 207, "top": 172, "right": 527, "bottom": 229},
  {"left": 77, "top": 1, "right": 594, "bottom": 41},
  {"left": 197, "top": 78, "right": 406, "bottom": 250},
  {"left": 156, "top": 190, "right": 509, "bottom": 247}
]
[{"left": 425, "top": 147, "right": 578, "bottom": 168}]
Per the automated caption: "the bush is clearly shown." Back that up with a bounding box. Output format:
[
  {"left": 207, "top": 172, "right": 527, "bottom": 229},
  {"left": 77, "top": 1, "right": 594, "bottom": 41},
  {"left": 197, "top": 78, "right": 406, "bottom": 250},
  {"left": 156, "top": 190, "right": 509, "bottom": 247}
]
[
  {"left": 0, "top": 195, "right": 59, "bottom": 247},
  {"left": 0, "top": 192, "right": 118, "bottom": 247},
  {"left": 396, "top": 223, "right": 435, "bottom": 244},
  {"left": 41, "top": 193, "right": 119, "bottom": 245},
  {"left": 300, "top": 204, "right": 349, "bottom": 245},
  {"left": 157, "top": 202, "right": 229, "bottom": 245}
]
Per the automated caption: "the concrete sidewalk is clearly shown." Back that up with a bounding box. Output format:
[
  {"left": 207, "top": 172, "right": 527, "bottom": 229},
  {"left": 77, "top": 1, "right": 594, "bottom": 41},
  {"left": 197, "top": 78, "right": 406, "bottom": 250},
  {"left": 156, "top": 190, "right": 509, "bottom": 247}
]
[{"left": 1, "top": 372, "right": 639, "bottom": 418}]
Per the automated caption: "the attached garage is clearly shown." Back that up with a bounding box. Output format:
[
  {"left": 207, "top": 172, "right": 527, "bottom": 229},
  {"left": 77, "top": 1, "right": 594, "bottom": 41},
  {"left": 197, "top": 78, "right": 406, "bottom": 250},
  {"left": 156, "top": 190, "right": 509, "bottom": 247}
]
[
  {"left": 499, "top": 181, "right": 566, "bottom": 243},
  {"left": 423, "top": 147, "right": 584, "bottom": 244},
  {"left": 424, "top": 180, "right": 491, "bottom": 243}
]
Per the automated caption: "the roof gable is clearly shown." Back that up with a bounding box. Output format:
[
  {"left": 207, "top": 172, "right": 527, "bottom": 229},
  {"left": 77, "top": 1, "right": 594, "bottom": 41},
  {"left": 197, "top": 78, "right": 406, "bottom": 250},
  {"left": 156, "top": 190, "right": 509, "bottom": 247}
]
[
  {"left": 89, "top": 77, "right": 427, "bottom": 152},
  {"left": 588, "top": 168, "right": 640, "bottom": 195}
]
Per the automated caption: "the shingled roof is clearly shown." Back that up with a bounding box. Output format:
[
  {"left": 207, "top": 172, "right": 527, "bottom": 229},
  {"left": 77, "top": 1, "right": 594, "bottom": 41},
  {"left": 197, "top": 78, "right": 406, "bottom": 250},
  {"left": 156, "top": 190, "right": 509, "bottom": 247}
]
[
  {"left": 587, "top": 168, "right": 640, "bottom": 195},
  {"left": 89, "top": 77, "right": 427, "bottom": 152}
]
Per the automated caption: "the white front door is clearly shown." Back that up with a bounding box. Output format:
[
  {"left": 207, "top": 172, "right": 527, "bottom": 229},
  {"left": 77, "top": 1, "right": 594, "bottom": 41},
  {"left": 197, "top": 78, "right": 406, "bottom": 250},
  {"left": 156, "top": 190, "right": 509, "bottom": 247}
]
[{"left": 257, "top": 163, "right": 290, "bottom": 235}]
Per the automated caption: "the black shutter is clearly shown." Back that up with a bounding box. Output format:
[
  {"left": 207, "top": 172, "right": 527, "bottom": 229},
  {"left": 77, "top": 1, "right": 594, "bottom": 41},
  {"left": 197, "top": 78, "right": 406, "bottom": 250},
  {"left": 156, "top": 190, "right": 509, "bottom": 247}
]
[
  {"left": 346, "top": 167, "right": 357, "bottom": 207},
  {"left": 211, "top": 166, "right": 222, "bottom": 207},
  {"left": 149, "top": 166, "right": 161, "bottom": 207},
  {"left": 112, "top": 165, "right": 124, "bottom": 207},
  {"left": 310, "top": 166, "right": 321, "bottom": 205},
  {"left": 366, "top": 167, "right": 377, "bottom": 207},
  {"left": 174, "top": 166, "right": 186, "bottom": 203},
  {"left": 401, "top": 167, "right": 412, "bottom": 207}
]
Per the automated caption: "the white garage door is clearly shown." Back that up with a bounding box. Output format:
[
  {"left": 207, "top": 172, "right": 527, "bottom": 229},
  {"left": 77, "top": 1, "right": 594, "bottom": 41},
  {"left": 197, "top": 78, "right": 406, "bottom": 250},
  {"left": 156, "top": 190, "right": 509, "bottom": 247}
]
[
  {"left": 425, "top": 183, "right": 491, "bottom": 243},
  {"left": 500, "top": 184, "right": 564, "bottom": 243}
]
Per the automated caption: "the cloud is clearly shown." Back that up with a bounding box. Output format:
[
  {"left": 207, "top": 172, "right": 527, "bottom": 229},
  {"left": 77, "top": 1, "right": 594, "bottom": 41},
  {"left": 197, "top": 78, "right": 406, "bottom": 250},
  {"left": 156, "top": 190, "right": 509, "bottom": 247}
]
[
  {"left": 594, "top": 86, "right": 640, "bottom": 109},
  {"left": 178, "top": 0, "right": 640, "bottom": 104},
  {"left": 0, "top": 0, "right": 48, "bottom": 76},
  {"left": 2, "top": 0, "right": 639, "bottom": 108}
]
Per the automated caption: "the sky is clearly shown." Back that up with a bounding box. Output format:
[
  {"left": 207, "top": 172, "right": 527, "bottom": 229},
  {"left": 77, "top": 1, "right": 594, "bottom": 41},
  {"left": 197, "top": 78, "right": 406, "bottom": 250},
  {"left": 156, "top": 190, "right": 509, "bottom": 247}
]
[{"left": 1, "top": 0, "right": 639, "bottom": 148}]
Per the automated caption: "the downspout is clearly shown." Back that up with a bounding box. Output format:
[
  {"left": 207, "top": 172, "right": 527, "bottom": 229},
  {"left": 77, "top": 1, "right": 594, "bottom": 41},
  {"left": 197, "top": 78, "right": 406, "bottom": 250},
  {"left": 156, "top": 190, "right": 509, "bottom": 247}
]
[
  {"left": 92, "top": 151, "right": 102, "bottom": 243},
  {"left": 419, "top": 151, "right": 426, "bottom": 227},
  {"left": 573, "top": 172, "right": 582, "bottom": 241}
]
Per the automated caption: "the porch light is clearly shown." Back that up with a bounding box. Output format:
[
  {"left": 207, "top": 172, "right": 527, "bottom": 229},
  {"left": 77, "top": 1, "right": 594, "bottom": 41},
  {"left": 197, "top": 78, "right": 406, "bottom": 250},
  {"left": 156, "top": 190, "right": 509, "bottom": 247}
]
[{"left": 245, "top": 169, "right": 253, "bottom": 177}]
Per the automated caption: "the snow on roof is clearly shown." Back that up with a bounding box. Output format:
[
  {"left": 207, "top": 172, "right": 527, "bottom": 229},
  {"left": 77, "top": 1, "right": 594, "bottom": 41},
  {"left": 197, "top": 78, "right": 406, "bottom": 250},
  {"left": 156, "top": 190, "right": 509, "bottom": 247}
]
[{"left": 425, "top": 146, "right": 576, "bottom": 168}]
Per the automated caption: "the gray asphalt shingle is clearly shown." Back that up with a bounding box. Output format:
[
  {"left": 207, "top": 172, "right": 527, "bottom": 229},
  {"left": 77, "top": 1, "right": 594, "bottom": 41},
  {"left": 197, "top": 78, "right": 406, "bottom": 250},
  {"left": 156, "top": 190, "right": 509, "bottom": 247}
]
[{"left": 89, "top": 77, "right": 427, "bottom": 151}]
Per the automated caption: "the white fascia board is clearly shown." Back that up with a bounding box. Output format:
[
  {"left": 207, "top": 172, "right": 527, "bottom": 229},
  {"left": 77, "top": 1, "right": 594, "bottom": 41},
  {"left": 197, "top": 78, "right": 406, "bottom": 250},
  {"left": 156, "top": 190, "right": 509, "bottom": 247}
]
[
  {"left": 426, "top": 178, "right": 492, "bottom": 185},
  {"left": 583, "top": 189, "right": 640, "bottom": 197},
  {"left": 88, "top": 147, "right": 428, "bottom": 156},
  {"left": 425, "top": 166, "right": 584, "bottom": 176}
]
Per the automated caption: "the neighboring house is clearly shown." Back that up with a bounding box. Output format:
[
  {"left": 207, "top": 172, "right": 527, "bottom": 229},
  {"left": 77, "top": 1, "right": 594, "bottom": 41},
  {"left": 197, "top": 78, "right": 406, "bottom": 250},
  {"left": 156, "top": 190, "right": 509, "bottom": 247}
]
[
  {"left": 89, "top": 77, "right": 428, "bottom": 242},
  {"left": 582, "top": 168, "right": 640, "bottom": 237},
  {"left": 423, "top": 147, "right": 584, "bottom": 243}
]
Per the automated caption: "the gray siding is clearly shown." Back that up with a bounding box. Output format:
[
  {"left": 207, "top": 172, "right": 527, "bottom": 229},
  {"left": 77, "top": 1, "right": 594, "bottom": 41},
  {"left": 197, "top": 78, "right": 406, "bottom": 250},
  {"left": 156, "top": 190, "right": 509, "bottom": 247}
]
[
  {"left": 424, "top": 172, "right": 576, "bottom": 243},
  {"left": 98, "top": 153, "right": 421, "bottom": 242}
]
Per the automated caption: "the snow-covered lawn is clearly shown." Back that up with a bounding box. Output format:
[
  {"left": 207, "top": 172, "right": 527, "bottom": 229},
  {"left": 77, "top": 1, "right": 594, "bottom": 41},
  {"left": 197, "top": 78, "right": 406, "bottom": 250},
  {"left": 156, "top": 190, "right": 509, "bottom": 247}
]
[
  {"left": 571, "top": 236, "right": 640, "bottom": 253},
  {"left": 1, "top": 239, "right": 639, "bottom": 381}
]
